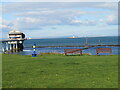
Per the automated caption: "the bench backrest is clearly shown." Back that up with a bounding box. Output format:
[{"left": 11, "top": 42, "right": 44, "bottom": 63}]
[
  {"left": 96, "top": 48, "right": 112, "bottom": 55},
  {"left": 64, "top": 49, "right": 82, "bottom": 55}
]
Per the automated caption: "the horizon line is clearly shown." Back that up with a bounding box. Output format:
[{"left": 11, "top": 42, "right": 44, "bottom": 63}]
[{"left": 1, "top": 35, "right": 119, "bottom": 40}]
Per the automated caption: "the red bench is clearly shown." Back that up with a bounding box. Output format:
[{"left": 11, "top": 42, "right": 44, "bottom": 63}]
[
  {"left": 64, "top": 49, "right": 82, "bottom": 56},
  {"left": 96, "top": 48, "right": 112, "bottom": 55}
]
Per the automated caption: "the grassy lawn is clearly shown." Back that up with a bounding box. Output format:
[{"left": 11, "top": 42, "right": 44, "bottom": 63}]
[{"left": 2, "top": 54, "right": 118, "bottom": 88}]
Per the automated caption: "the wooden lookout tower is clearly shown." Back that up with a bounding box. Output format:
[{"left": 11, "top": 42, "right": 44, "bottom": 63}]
[{"left": 84, "top": 38, "right": 89, "bottom": 48}]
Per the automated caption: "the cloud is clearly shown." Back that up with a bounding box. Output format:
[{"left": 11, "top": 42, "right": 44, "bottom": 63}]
[
  {"left": 2, "top": 2, "right": 117, "bottom": 27},
  {"left": 1, "top": 0, "right": 118, "bottom": 2},
  {"left": 2, "top": 0, "right": 120, "bottom": 2},
  {"left": 0, "top": 17, "right": 41, "bottom": 31},
  {"left": 70, "top": 19, "right": 97, "bottom": 25},
  {"left": 17, "top": 17, "right": 39, "bottom": 23},
  {"left": 51, "top": 27, "right": 57, "bottom": 29},
  {"left": 99, "top": 19, "right": 104, "bottom": 23},
  {"left": 95, "top": 2, "right": 118, "bottom": 10},
  {"left": 107, "top": 14, "right": 118, "bottom": 25},
  {"left": 3, "top": 16, "right": 97, "bottom": 31},
  {"left": 2, "top": 2, "right": 117, "bottom": 14},
  {"left": 15, "top": 10, "right": 86, "bottom": 19},
  {"left": 71, "top": 20, "right": 82, "bottom": 24},
  {"left": 0, "top": 24, "right": 9, "bottom": 29},
  {"left": 12, "top": 17, "right": 42, "bottom": 30},
  {"left": 0, "top": 17, "right": 12, "bottom": 30}
]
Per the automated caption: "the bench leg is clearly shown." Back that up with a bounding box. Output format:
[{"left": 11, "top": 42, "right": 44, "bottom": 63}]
[
  {"left": 96, "top": 53, "right": 99, "bottom": 56},
  {"left": 79, "top": 51, "right": 82, "bottom": 56},
  {"left": 65, "top": 53, "right": 67, "bottom": 56},
  {"left": 110, "top": 53, "right": 112, "bottom": 55}
]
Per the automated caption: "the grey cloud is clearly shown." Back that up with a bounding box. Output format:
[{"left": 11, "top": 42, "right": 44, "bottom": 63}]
[
  {"left": 2, "top": 2, "right": 117, "bottom": 14},
  {"left": 51, "top": 27, "right": 56, "bottom": 29},
  {"left": 15, "top": 9, "right": 86, "bottom": 18}
]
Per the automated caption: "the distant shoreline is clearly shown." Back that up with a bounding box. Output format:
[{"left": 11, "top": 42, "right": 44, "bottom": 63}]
[
  {"left": 27, "top": 36, "right": 119, "bottom": 40},
  {"left": 1, "top": 35, "right": 119, "bottom": 40}
]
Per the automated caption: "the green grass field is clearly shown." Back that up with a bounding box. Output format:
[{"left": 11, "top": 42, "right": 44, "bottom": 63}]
[{"left": 2, "top": 54, "right": 118, "bottom": 88}]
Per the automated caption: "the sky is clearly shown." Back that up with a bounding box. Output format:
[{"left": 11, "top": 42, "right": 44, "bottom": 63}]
[{"left": 0, "top": 2, "right": 118, "bottom": 39}]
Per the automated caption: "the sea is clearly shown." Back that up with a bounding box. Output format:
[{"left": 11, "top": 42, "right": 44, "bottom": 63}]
[{"left": 1, "top": 36, "right": 120, "bottom": 55}]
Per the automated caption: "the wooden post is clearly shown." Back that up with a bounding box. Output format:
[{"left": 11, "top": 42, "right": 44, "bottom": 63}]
[
  {"left": 16, "top": 43, "right": 18, "bottom": 49},
  {"left": 6, "top": 42, "right": 8, "bottom": 51},
  {"left": 10, "top": 44, "right": 11, "bottom": 50},
  {"left": 80, "top": 50, "right": 82, "bottom": 56},
  {"left": 16, "top": 43, "right": 18, "bottom": 52},
  {"left": 2, "top": 47, "right": 5, "bottom": 54}
]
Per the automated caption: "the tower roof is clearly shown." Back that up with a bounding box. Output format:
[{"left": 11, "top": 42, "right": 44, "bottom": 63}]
[{"left": 9, "top": 30, "right": 22, "bottom": 34}]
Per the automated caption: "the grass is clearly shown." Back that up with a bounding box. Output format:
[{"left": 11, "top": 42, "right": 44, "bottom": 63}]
[{"left": 2, "top": 54, "right": 118, "bottom": 88}]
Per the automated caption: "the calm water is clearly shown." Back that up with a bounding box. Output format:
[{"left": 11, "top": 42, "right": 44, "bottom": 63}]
[
  {"left": 1, "top": 36, "right": 120, "bottom": 55},
  {"left": 24, "top": 36, "right": 118, "bottom": 47}
]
